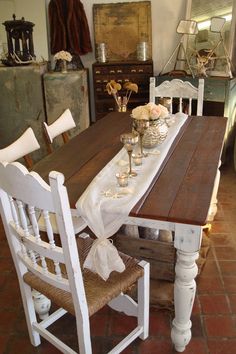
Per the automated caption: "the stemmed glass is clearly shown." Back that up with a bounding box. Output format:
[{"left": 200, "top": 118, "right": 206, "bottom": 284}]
[
  {"left": 132, "top": 119, "right": 150, "bottom": 157},
  {"left": 120, "top": 132, "right": 139, "bottom": 177}
]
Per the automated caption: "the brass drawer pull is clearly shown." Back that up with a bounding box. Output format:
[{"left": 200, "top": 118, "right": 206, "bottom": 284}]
[
  {"left": 108, "top": 107, "right": 114, "bottom": 111},
  {"left": 117, "top": 69, "right": 123, "bottom": 73},
  {"left": 109, "top": 70, "right": 115, "bottom": 73},
  {"left": 103, "top": 79, "right": 108, "bottom": 83},
  {"left": 124, "top": 79, "right": 129, "bottom": 82},
  {"left": 96, "top": 79, "right": 101, "bottom": 83},
  {"left": 138, "top": 69, "right": 144, "bottom": 73},
  {"left": 95, "top": 70, "right": 101, "bottom": 74},
  {"left": 131, "top": 69, "right": 137, "bottom": 73}
]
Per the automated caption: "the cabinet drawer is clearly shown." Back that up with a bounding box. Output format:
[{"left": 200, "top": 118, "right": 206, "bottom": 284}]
[
  {"left": 95, "top": 99, "right": 116, "bottom": 113},
  {"left": 93, "top": 63, "right": 153, "bottom": 76}
]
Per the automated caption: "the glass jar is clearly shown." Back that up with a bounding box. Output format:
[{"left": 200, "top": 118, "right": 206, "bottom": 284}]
[
  {"left": 97, "top": 43, "right": 107, "bottom": 63},
  {"left": 137, "top": 42, "right": 149, "bottom": 61}
]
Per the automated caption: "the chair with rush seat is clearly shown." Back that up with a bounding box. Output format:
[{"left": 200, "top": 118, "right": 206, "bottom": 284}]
[
  {"left": 0, "top": 127, "right": 40, "bottom": 168},
  {"left": 0, "top": 161, "right": 150, "bottom": 354},
  {"left": 43, "top": 108, "right": 76, "bottom": 153},
  {"left": 149, "top": 77, "right": 204, "bottom": 116}
]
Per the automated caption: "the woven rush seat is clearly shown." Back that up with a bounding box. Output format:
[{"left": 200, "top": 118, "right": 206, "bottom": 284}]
[{"left": 24, "top": 235, "right": 144, "bottom": 317}]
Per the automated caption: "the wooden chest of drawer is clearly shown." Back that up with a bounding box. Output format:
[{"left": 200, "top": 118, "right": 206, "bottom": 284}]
[{"left": 93, "top": 60, "right": 153, "bottom": 120}]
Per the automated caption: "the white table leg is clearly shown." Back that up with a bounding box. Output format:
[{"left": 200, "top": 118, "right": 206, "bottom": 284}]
[
  {"left": 207, "top": 167, "right": 220, "bottom": 222},
  {"left": 171, "top": 249, "right": 199, "bottom": 352}
]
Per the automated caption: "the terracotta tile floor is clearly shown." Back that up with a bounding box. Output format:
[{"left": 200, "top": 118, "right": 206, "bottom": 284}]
[{"left": 0, "top": 154, "right": 236, "bottom": 354}]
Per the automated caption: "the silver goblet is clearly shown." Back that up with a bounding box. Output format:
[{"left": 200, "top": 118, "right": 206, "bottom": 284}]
[
  {"left": 132, "top": 118, "right": 150, "bottom": 157},
  {"left": 120, "top": 132, "right": 139, "bottom": 177}
]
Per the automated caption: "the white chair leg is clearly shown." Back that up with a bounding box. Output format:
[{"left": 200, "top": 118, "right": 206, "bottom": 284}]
[
  {"left": 138, "top": 260, "right": 150, "bottom": 340},
  {"left": 20, "top": 281, "right": 41, "bottom": 346},
  {"left": 32, "top": 289, "right": 51, "bottom": 320},
  {"left": 75, "top": 311, "right": 93, "bottom": 354}
]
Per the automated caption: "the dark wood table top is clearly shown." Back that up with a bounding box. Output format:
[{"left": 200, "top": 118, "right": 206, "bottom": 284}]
[{"left": 33, "top": 112, "right": 227, "bottom": 227}]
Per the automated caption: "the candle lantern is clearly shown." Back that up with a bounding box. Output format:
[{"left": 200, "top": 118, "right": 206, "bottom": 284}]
[{"left": 2, "top": 14, "right": 35, "bottom": 66}]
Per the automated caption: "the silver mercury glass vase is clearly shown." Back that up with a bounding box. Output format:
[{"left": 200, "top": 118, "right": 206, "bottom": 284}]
[{"left": 142, "top": 118, "right": 169, "bottom": 148}]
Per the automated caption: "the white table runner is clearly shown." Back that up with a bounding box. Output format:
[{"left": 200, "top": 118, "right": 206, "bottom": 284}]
[{"left": 76, "top": 113, "right": 188, "bottom": 280}]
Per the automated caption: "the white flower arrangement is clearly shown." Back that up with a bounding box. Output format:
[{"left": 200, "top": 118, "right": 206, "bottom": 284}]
[
  {"left": 54, "top": 50, "right": 72, "bottom": 62},
  {"left": 131, "top": 102, "right": 169, "bottom": 120}
]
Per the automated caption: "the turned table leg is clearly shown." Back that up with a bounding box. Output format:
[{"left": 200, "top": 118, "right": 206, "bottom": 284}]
[{"left": 171, "top": 250, "right": 199, "bottom": 352}]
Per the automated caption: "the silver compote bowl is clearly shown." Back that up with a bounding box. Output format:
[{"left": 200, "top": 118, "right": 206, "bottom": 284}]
[
  {"left": 120, "top": 132, "right": 139, "bottom": 177},
  {"left": 132, "top": 118, "right": 150, "bottom": 157}
]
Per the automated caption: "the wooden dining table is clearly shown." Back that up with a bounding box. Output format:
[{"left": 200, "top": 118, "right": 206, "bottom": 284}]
[{"left": 33, "top": 111, "right": 227, "bottom": 352}]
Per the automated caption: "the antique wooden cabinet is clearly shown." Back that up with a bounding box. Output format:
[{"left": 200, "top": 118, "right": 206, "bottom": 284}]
[{"left": 93, "top": 60, "right": 153, "bottom": 120}]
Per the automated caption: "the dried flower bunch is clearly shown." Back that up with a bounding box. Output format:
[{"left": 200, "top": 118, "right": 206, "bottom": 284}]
[
  {"left": 54, "top": 50, "right": 72, "bottom": 62},
  {"left": 131, "top": 102, "right": 169, "bottom": 120},
  {"left": 106, "top": 80, "right": 138, "bottom": 111}
]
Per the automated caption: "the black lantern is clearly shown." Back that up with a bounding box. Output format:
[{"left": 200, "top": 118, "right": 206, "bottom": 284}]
[{"left": 2, "top": 14, "right": 35, "bottom": 66}]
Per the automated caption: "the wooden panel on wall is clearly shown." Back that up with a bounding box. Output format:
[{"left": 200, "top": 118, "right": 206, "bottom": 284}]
[{"left": 93, "top": 1, "right": 152, "bottom": 61}]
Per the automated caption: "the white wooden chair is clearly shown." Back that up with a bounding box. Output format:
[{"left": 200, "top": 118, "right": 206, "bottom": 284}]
[
  {"left": 0, "top": 127, "right": 40, "bottom": 168},
  {"left": 0, "top": 161, "right": 150, "bottom": 354},
  {"left": 43, "top": 108, "right": 76, "bottom": 153},
  {"left": 149, "top": 77, "right": 204, "bottom": 116}
]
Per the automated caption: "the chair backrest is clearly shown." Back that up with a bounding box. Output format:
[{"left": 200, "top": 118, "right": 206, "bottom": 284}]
[
  {"left": 0, "top": 161, "right": 87, "bottom": 319},
  {"left": 43, "top": 108, "right": 76, "bottom": 153},
  {"left": 0, "top": 127, "right": 40, "bottom": 168},
  {"left": 149, "top": 77, "right": 204, "bottom": 116}
]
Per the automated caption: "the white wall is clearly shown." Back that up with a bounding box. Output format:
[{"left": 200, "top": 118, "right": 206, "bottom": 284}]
[{"left": 0, "top": 0, "right": 188, "bottom": 120}]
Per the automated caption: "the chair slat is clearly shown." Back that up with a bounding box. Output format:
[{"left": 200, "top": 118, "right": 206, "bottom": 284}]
[{"left": 9, "top": 222, "right": 65, "bottom": 263}]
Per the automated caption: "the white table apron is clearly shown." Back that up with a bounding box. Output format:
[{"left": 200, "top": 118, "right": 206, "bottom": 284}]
[{"left": 76, "top": 113, "right": 188, "bottom": 280}]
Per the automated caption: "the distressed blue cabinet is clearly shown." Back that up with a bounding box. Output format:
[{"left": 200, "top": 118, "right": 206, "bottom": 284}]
[
  {"left": 0, "top": 64, "right": 48, "bottom": 162},
  {"left": 43, "top": 70, "right": 90, "bottom": 149}
]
